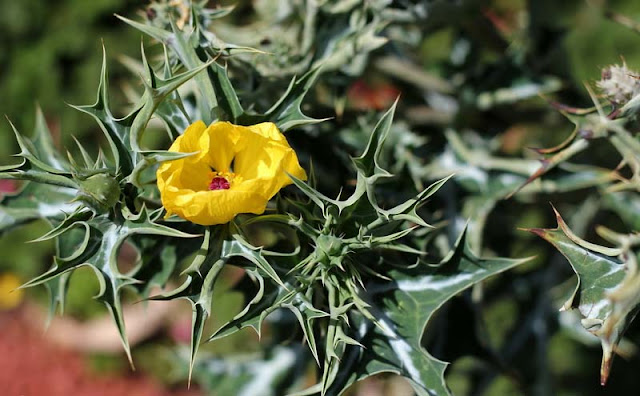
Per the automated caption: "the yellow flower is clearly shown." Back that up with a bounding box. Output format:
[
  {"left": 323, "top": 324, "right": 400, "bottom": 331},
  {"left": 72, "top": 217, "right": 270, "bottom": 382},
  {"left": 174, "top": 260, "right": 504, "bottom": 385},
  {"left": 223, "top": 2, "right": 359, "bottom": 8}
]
[{"left": 157, "top": 121, "right": 307, "bottom": 225}]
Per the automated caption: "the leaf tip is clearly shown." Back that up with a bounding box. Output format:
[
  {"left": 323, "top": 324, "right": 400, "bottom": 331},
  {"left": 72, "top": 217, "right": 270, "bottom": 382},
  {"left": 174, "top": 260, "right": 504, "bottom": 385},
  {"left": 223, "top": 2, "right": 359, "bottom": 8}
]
[
  {"left": 188, "top": 361, "right": 195, "bottom": 389},
  {"left": 522, "top": 227, "right": 546, "bottom": 239},
  {"left": 600, "top": 342, "right": 615, "bottom": 386}
]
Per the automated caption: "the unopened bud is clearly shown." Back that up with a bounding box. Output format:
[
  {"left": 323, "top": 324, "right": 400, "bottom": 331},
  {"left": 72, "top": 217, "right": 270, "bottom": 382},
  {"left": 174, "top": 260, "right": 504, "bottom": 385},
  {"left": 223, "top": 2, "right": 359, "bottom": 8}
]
[{"left": 76, "top": 173, "right": 120, "bottom": 212}]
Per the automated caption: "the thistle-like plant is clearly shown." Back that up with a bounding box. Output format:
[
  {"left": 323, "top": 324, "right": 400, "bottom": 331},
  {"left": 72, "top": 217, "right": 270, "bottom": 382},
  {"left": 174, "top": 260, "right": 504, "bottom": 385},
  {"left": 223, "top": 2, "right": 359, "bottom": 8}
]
[{"left": 0, "top": 2, "right": 537, "bottom": 395}]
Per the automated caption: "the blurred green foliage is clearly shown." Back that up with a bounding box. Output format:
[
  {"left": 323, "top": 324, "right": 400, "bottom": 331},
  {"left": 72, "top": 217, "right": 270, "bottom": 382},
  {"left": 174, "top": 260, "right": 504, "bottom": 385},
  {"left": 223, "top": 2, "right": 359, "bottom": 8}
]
[{"left": 0, "top": 0, "right": 141, "bottom": 161}]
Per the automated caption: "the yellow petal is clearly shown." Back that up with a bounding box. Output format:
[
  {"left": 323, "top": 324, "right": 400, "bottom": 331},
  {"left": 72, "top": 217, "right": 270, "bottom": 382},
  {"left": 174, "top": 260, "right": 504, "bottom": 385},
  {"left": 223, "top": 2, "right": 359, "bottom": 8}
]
[
  {"left": 172, "top": 120, "right": 208, "bottom": 157},
  {"left": 247, "top": 122, "right": 287, "bottom": 142},
  {"left": 205, "top": 122, "right": 241, "bottom": 172},
  {"left": 236, "top": 123, "right": 307, "bottom": 196},
  {"left": 162, "top": 188, "right": 267, "bottom": 225}
]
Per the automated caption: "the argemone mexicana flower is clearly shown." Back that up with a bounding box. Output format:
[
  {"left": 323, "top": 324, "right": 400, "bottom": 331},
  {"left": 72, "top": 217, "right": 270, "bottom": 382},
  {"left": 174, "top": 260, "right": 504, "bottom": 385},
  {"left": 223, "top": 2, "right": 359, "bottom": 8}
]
[{"left": 157, "top": 121, "right": 307, "bottom": 225}]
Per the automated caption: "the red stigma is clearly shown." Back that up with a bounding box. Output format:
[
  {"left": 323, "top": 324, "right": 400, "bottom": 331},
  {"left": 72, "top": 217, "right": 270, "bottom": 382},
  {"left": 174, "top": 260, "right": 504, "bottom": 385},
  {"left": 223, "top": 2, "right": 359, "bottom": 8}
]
[{"left": 209, "top": 176, "right": 230, "bottom": 190}]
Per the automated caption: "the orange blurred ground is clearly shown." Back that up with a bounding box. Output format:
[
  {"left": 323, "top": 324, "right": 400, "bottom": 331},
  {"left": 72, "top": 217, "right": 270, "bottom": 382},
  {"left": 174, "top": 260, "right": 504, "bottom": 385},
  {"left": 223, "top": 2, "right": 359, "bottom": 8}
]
[{"left": 0, "top": 309, "right": 202, "bottom": 396}]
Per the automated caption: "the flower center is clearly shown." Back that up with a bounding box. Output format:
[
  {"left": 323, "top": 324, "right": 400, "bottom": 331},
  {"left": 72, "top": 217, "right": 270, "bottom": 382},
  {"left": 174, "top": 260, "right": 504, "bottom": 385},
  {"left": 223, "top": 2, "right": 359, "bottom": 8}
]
[{"left": 209, "top": 176, "right": 230, "bottom": 190}]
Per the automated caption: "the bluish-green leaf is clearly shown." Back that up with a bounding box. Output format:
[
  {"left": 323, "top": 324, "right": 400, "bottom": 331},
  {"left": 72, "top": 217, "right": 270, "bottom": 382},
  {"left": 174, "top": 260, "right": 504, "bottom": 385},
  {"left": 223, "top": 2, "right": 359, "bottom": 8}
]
[{"left": 326, "top": 229, "right": 529, "bottom": 395}]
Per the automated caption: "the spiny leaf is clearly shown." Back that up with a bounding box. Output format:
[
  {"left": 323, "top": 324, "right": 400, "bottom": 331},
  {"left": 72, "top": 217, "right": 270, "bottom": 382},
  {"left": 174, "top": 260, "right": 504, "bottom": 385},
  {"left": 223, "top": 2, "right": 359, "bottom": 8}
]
[
  {"left": 337, "top": 100, "right": 398, "bottom": 216},
  {"left": 241, "top": 214, "right": 320, "bottom": 239},
  {"left": 0, "top": 183, "right": 80, "bottom": 234},
  {"left": 527, "top": 209, "right": 631, "bottom": 385},
  {"left": 222, "top": 236, "right": 285, "bottom": 288},
  {"left": 130, "top": 150, "right": 197, "bottom": 186},
  {"left": 121, "top": 205, "right": 200, "bottom": 239},
  {"left": 129, "top": 237, "right": 181, "bottom": 298},
  {"left": 261, "top": 66, "right": 329, "bottom": 131},
  {"left": 323, "top": 228, "right": 530, "bottom": 395},
  {"left": 72, "top": 136, "right": 97, "bottom": 169},
  {"left": 508, "top": 138, "right": 590, "bottom": 198},
  {"left": 116, "top": 14, "right": 172, "bottom": 42},
  {"left": 0, "top": 158, "right": 78, "bottom": 189},
  {"left": 185, "top": 345, "right": 308, "bottom": 396},
  {"left": 43, "top": 273, "right": 71, "bottom": 329},
  {"left": 548, "top": 205, "right": 623, "bottom": 257},
  {"left": 2, "top": 118, "right": 76, "bottom": 188},
  {"left": 288, "top": 174, "right": 332, "bottom": 214},
  {"left": 41, "top": 220, "right": 90, "bottom": 327},
  {"left": 5, "top": 116, "right": 69, "bottom": 176},
  {"left": 117, "top": 14, "right": 219, "bottom": 118},
  {"left": 210, "top": 62, "right": 244, "bottom": 122},
  {"left": 29, "top": 208, "right": 93, "bottom": 243},
  {"left": 188, "top": 258, "right": 226, "bottom": 384},
  {"left": 352, "top": 98, "right": 397, "bottom": 180},
  {"left": 129, "top": 43, "right": 213, "bottom": 154},
  {"left": 120, "top": 45, "right": 192, "bottom": 140},
  {"left": 375, "top": 174, "right": 453, "bottom": 228},
  {"left": 285, "top": 295, "right": 329, "bottom": 366},
  {"left": 288, "top": 101, "right": 402, "bottom": 221},
  {"left": 69, "top": 45, "right": 136, "bottom": 175},
  {"left": 31, "top": 106, "right": 69, "bottom": 172},
  {"left": 208, "top": 275, "right": 298, "bottom": 342},
  {"left": 22, "top": 207, "right": 198, "bottom": 365},
  {"left": 148, "top": 226, "right": 226, "bottom": 383}
]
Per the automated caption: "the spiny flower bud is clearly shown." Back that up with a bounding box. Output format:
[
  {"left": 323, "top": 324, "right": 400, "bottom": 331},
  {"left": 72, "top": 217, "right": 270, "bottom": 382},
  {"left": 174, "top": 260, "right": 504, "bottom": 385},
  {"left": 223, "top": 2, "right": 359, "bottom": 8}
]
[
  {"left": 75, "top": 172, "right": 121, "bottom": 213},
  {"left": 596, "top": 63, "right": 640, "bottom": 106}
]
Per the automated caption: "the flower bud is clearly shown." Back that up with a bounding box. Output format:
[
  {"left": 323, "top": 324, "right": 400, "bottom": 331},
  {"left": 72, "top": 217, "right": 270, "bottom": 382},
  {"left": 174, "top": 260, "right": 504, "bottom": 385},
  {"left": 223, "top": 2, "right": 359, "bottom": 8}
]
[{"left": 76, "top": 173, "right": 120, "bottom": 212}]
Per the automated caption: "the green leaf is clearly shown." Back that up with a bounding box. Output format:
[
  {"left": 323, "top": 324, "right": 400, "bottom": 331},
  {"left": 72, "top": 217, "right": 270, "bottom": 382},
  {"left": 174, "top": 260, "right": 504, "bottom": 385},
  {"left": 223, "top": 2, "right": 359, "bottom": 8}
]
[
  {"left": 148, "top": 226, "right": 226, "bottom": 383},
  {"left": 1, "top": 117, "right": 77, "bottom": 188},
  {"left": 116, "top": 14, "right": 219, "bottom": 119},
  {"left": 4, "top": 116, "right": 69, "bottom": 176},
  {"left": 0, "top": 183, "right": 80, "bottom": 234},
  {"left": 222, "top": 237, "right": 285, "bottom": 288},
  {"left": 187, "top": 345, "right": 309, "bottom": 395},
  {"left": 0, "top": 158, "right": 77, "bottom": 189},
  {"left": 375, "top": 174, "right": 453, "bottom": 228},
  {"left": 28, "top": 106, "right": 69, "bottom": 172},
  {"left": 69, "top": 46, "right": 136, "bottom": 175},
  {"left": 129, "top": 43, "right": 213, "bottom": 155},
  {"left": 285, "top": 295, "right": 329, "bottom": 366},
  {"left": 29, "top": 208, "right": 93, "bottom": 242},
  {"left": 326, "top": 228, "right": 529, "bottom": 395},
  {"left": 288, "top": 101, "right": 402, "bottom": 223},
  {"left": 43, "top": 273, "right": 71, "bottom": 328},
  {"left": 207, "top": 272, "right": 288, "bottom": 341},
  {"left": 41, "top": 223, "right": 88, "bottom": 327},
  {"left": 261, "top": 66, "right": 328, "bottom": 132},
  {"left": 287, "top": 175, "right": 332, "bottom": 215},
  {"left": 130, "top": 150, "right": 197, "bottom": 187},
  {"left": 129, "top": 237, "right": 180, "bottom": 298},
  {"left": 352, "top": 99, "right": 397, "bottom": 180},
  {"left": 210, "top": 62, "right": 244, "bottom": 122},
  {"left": 528, "top": 210, "right": 630, "bottom": 385},
  {"left": 21, "top": 206, "right": 198, "bottom": 366},
  {"left": 123, "top": 45, "right": 192, "bottom": 141},
  {"left": 336, "top": 100, "right": 398, "bottom": 218}
]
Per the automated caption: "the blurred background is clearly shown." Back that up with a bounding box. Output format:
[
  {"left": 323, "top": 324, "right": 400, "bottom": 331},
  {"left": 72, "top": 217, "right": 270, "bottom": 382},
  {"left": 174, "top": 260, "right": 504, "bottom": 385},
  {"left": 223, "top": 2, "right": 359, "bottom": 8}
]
[{"left": 2, "top": 0, "right": 640, "bottom": 395}]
